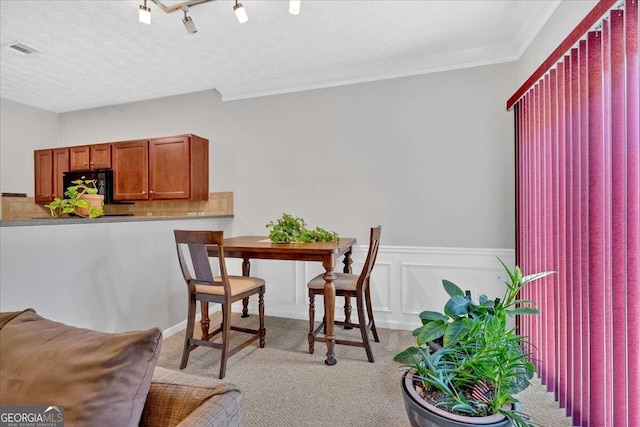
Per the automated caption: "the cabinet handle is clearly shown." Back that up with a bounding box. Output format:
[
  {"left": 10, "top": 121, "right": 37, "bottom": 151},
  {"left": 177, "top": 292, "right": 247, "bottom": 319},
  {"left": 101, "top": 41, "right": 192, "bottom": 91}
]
[
  {"left": 90, "top": 162, "right": 95, "bottom": 165},
  {"left": 150, "top": 190, "right": 154, "bottom": 194},
  {"left": 142, "top": 191, "right": 147, "bottom": 194}
]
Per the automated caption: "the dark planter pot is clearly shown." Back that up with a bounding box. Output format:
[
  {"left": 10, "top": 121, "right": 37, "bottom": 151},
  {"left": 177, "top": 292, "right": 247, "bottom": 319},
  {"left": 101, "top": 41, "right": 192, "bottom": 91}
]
[{"left": 401, "top": 371, "right": 511, "bottom": 427}]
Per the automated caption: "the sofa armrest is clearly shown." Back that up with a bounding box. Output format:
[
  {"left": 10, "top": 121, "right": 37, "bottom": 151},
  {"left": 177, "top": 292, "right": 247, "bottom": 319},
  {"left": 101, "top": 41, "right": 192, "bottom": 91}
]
[{"left": 140, "top": 367, "right": 242, "bottom": 427}]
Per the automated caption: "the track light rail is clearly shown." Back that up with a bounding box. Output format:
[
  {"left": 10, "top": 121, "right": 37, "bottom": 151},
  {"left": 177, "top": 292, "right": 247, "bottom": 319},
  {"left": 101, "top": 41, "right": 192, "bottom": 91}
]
[{"left": 150, "top": 0, "right": 217, "bottom": 15}]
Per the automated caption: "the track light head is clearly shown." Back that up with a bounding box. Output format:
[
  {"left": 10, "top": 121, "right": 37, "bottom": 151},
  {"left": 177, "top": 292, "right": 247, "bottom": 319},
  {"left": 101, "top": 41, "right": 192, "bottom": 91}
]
[
  {"left": 139, "top": 0, "right": 151, "bottom": 24},
  {"left": 289, "top": 0, "right": 300, "bottom": 15},
  {"left": 182, "top": 10, "right": 197, "bottom": 34},
  {"left": 234, "top": 1, "right": 248, "bottom": 24}
]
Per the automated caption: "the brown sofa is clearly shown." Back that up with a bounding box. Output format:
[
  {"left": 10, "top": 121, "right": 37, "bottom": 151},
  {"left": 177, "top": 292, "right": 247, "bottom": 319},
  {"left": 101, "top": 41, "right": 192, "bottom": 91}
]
[{"left": 0, "top": 309, "right": 241, "bottom": 427}]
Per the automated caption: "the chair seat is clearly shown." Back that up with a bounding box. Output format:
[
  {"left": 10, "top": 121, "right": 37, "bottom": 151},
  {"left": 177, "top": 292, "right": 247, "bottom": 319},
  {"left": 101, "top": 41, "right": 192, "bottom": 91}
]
[
  {"left": 307, "top": 273, "right": 359, "bottom": 292},
  {"left": 196, "top": 276, "right": 265, "bottom": 296}
]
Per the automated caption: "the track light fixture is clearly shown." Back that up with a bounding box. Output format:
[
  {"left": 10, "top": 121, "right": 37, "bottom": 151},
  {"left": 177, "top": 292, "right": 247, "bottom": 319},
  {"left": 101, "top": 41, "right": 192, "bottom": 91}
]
[
  {"left": 233, "top": 0, "right": 248, "bottom": 24},
  {"left": 139, "top": 0, "right": 151, "bottom": 24},
  {"left": 289, "top": 0, "right": 300, "bottom": 15},
  {"left": 138, "top": 0, "right": 300, "bottom": 34},
  {"left": 182, "top": 7, "right": 198, "bottom": 34}
]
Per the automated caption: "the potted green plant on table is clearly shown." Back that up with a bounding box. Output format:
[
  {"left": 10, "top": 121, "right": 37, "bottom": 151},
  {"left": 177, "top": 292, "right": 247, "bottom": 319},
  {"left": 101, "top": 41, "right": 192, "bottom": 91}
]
[
  {"left": 45, "top": 179, "right": 104, "bottom": 219},
  {"left": 265, "top": 213, "right": 338, "bottom": 243},
  {"left": 394, "top": 259, "right": 553, "bottom": 427}
]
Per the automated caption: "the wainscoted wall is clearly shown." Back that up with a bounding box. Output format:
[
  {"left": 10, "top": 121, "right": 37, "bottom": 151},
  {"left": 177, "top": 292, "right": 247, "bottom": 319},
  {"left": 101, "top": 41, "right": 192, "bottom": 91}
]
[{"left": 165, "top": 245, "right": 516, "bottom": 336}]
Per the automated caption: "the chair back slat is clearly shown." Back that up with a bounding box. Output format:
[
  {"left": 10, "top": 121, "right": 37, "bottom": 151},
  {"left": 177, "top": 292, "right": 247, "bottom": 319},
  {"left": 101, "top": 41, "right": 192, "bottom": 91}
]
[
  {"left": 188, "top": 243, "right": 214, "bottom": 283},
  {"left": 174, "top": 230, "right": 230, "bottom": 294},
  {"left": 357, "top": 226, "right": 382, "bottom": 293}
]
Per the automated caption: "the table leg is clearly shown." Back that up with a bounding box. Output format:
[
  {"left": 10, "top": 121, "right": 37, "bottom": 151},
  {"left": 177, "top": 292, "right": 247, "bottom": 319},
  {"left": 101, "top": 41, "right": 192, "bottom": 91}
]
[
  {"left": 200, "top": 301, "right": 210, "bottom": 338},
  {"left": 342, "top": 250, "right": 354, "bottom": 329},
  {"left": 323, "top": 258, "right": 337, "bottom": 366},
  {"left": 241, "top": 258, "right": 251, "bottom": 318}
]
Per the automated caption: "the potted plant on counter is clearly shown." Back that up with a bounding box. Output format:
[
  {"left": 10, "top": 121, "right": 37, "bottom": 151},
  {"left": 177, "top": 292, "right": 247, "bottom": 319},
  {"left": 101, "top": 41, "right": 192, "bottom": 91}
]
[
  {"left": 45, "top": 179, "right": 104, "bottom": 219},
  {"left": 265, "top": 213, "right": 338, "bottom": 243},
  {"left": 394, "top": 259, "right": 553, "bottom": 427}
]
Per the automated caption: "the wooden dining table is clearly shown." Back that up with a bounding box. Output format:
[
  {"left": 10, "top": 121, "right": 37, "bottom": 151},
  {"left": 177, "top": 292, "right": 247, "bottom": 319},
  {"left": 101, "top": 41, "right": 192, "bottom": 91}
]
[{"left": 206, "top": 235, "right": 357, "bottom": 366}]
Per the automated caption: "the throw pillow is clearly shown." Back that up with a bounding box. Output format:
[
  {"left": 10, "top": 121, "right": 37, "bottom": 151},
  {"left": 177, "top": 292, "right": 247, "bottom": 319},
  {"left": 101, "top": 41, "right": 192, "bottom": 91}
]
[{"left": 0, "top": 309, "right": 162, "bottom": 427}]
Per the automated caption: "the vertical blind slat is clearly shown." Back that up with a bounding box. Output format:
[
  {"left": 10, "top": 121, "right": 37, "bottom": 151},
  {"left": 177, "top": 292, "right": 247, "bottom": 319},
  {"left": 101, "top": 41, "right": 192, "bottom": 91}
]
[
  {"left": 625, "top": 1, "right": 640, "bottom": 425},
  {"left": 586, "top": 30, "right": 605, "bottom": 427},
  {"left": 556, "top": 60, "right": 568, "bottom": 410},
  {"left": 609, "top": 10, "right": 628, "bottom": 427},
  {"left": 578, "top": 38, "right": 590, "bottom": 427},
  {"left": 600, "top": 19, "right": 613, "bottom": 426},
  {"left": 570, "top": 46, "right": 583, "bottom": 425}
]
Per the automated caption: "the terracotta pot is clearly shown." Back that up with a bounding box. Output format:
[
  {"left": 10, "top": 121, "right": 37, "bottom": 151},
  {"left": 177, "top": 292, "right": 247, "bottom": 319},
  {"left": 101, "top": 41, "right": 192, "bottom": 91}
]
[
  {"left": 75, "top": 194, "right": 104, "bottom": 218},
  {"left": 401, "top": 371, "right": 510, "bottom": 427}
]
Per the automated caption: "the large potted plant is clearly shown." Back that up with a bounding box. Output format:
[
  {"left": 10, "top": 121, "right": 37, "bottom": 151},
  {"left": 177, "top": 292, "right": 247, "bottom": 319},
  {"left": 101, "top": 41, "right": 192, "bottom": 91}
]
[
  {"left": 45, "top": 179, "right": 104, "bottom": 219},
  {"left": 394, "top": 259, "right": 553, "bottom": 427}
]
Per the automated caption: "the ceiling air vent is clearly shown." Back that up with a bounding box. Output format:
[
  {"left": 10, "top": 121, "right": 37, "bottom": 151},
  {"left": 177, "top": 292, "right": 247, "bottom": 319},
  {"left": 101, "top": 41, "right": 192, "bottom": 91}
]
[{"left": 4, "top": 41, "right": 40, "bottom": 56}]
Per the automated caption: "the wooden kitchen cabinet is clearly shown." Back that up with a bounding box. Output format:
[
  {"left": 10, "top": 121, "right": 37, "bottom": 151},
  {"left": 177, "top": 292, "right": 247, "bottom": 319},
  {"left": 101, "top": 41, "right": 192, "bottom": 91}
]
[
  {"left": 34, "top": 150, "right": 53, "bottom": 203},
  {"left": 149, "top": 135, "right": 208, "bottom": 200},
  {"left": 52, "top": 148, "right": 70, "bottom": 199},
  {"left": 70, "top": 143, "right": 111, "bottom": 171},
  {"left": 34, "top": 148, "right": 70, "bottom": 203},
  {"left": 34, "top": 134, "right": 208, "bottom": 203},
  {"left": 112, "top": 134, "right": 208, "bottom": 201},
  {"left": 112, "top": 140, "right": 149, "bottom": 200}
]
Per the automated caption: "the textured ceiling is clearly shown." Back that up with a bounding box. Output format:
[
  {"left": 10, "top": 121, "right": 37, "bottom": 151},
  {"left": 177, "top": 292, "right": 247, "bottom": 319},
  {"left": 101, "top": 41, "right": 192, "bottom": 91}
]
[{"left": 0, "top": 0, "right": 560, "bottom": 113}]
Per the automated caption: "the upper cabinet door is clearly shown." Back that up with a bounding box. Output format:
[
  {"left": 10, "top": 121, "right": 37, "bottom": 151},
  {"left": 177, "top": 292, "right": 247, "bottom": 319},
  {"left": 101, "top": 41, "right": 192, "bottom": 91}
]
[
  {"left": 52, "top": 148, "right": 70, "bottom": 200},
  {"left": 69, "top": 146, "right": 90, "bottom": 171},
  {"left": 70, "top": 143, "right": 111, "bottom": 170},
  {"left": 90, "top": 144, "right": 112, "bottom": 169},
  {"left": 149, "top": 136, "right": 190, "bottom": 200},
  {"left": 112, "top": 140, "right": 149, "bottom": 201},
  {"left": 34, "top": 149, "right": 54, "bottom": 203}
]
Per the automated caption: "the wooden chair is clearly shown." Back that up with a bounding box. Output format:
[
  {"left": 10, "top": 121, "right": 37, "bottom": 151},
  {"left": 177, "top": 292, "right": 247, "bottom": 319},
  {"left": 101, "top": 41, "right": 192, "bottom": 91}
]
[
  {"left": 174, "top": 230, "right": 265, "bottom": 379},
  {"left": 307, "top": 226, "right": 381, "bottom": 362}
]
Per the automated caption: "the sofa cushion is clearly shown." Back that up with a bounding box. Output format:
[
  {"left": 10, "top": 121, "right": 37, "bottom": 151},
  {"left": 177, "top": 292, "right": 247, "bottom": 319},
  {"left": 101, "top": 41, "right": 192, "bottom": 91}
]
[
  {"left": 0, "top": 309, "right": 162, "bottom": 427},
  {"left": 141, "top": 367, "right": 242, "bottom": 427}
]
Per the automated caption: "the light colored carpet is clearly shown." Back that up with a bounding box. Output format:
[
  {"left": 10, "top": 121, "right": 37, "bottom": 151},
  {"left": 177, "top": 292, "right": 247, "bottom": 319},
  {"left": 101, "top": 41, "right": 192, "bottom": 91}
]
[{"left": 157, "top": 313, "right": 573, "bottom": 427}]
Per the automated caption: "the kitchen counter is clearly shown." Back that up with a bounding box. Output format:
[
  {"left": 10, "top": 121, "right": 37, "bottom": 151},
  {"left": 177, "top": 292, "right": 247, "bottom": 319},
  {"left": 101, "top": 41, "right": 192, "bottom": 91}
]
[{"left": 0, "top": 214, "right": 233, "bottom": 228}]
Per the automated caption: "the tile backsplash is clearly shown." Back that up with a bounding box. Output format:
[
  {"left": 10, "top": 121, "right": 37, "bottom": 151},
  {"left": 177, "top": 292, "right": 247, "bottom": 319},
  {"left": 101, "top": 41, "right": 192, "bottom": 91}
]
[{"left": 1, "top": 192, "right": 234, "bottom": 220}]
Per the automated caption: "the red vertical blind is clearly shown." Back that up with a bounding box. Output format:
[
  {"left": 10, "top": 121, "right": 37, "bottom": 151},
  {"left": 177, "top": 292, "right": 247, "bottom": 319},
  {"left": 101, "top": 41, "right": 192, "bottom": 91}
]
[{"left": 513, "top": 1, "right": 639, "bottom": 426}]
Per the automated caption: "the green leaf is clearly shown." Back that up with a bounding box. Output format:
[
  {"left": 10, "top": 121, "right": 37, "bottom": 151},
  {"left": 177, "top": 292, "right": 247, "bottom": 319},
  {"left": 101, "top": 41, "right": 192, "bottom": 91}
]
[
  {"left": 393, "top": 346, "right": 419, "bottom": 363},
  {"left": 442, "top": 280, "right": 464, "bottom": 297},
  {"left": 497, "top": 257, "right": 517, "bottom": 284},
  {"left": 450, "top": 403, "right": 475, "bottom": 414},
  {"left": 416, "top": 320, "right": 447, "bottom": 345},
  {"left": 522, "top": 271, "right": 555, "bottom": 284},
  {"left": 419, "top": 311, "right": 448, "bottom": 322},
  {"left": 443, "top": 320, "right": 468, "bottom": 346},
  {"left": 506, "top": 307, "right": 540, "bottom": 316},
  {"left": 444, "top": 295, "right": 470, "bottom": 317}
]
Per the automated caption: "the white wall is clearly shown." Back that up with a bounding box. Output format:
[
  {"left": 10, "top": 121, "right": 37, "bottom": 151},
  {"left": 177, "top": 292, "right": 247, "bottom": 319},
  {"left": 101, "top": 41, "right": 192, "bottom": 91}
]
[
  {"left": 0, "top": 99, "right": 60, "bottom": 214},
  {"left": 57, "top": 62, "right": 517, "bottom": 249},
  {"left": 0, "top": 218, "right": 231, "bottom": 332},
  {"left": 512, "top": 0, "right": 599, "bottom": 95}
]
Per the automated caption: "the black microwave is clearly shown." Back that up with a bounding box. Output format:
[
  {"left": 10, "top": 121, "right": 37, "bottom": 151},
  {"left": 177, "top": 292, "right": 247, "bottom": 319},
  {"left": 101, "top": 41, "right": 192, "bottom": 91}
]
[{"left": 63, "top": 169, "right": 117, "bottom": 204}]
